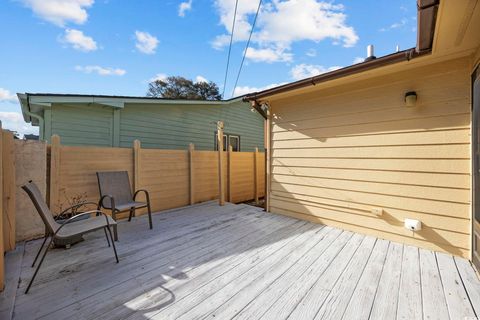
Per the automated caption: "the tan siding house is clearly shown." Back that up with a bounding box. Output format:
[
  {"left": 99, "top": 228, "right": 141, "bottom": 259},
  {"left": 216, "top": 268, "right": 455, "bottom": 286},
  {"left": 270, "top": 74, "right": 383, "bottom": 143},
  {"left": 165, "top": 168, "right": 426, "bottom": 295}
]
[{"left": 246, "top": 0, "right": 480, "bottom": 265}]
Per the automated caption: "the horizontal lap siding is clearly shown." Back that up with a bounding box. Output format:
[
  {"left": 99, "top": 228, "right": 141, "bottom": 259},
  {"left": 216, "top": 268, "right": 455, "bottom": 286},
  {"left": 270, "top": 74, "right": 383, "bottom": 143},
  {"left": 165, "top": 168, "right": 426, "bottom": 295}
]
[
  {"left": 51, "top": 104, "right": 113, "bottom": 146},
  {"left": 269, "top": 57, "right": 472, "bottom": 257},
  {"left": 119, "top": 101, "right": 264, "bottom": 151}
]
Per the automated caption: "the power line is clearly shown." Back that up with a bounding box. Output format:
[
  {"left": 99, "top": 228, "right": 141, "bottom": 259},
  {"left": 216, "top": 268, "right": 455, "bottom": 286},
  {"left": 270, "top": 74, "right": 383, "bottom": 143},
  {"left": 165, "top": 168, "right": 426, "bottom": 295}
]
[
  {"left": 221, "top": 0, "right": 239, "bottom": 98},
  {"left": 231, "top": 0, "right": 262, "bottom": 98}
]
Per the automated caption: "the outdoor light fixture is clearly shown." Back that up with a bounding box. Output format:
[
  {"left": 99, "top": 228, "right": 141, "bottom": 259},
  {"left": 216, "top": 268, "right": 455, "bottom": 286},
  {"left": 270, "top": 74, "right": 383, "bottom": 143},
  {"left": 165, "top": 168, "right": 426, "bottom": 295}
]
[{"left": 405, "top": 91, "right": 417, "bottom": 107}]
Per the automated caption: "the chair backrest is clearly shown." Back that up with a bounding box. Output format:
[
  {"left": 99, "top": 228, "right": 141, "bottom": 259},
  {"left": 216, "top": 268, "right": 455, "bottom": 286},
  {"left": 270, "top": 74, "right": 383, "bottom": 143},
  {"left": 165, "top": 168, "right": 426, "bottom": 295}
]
[
  {"left": 22, "top": 181, "right": 60, "bottom": 235},
  {"left": 96, "top": 171, "right": 133, "bottom": 208}
]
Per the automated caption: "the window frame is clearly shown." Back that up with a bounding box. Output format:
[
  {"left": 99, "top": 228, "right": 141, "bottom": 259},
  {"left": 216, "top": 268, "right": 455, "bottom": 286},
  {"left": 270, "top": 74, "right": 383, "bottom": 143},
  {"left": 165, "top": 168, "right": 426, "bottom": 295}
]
[{"left": 214, "top": 131, "right": 241, "bottom": 152}]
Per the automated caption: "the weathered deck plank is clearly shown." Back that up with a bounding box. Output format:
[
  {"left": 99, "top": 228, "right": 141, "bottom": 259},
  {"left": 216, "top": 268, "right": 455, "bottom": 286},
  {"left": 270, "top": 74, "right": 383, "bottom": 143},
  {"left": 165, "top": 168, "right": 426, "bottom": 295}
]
[
  {"left": 204, "top": 227, "right": 339, "bottom": 320},
  {"left": 454, "top": 256, "right": 480, "bottom": 316},
  {"left": 396, "top": 245, "right": 422, "bottom": 320},
  {"left": 437, "top": 252, "right": 476, "bottom": 319},
  {"left": 313, "top": 236, "right": 377, "bottom": 320},
  {"left": 369, "top": 242, "right": 403, "bottom": 320},
  {"left": 23, "top": 208, "right": 289, "bottom": 319},
  {"left": 288, "top": 233, "right": 367, "bottom": 320},
  {"left": 0, "top": 202, "right": 478, "bottom": 320},
  {"left": 150, "top": 223, "right": 320, "bottom": 320},
  {"left": 419, "top": 248, "right": 449, "bottom": 320},
  {"left": 341, "top": 239, "right": 390, "bottom": 320}
]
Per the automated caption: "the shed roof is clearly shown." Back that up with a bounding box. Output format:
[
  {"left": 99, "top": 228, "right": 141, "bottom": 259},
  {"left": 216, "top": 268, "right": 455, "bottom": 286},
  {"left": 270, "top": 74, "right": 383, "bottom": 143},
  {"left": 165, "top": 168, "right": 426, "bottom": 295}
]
[{"left": 17, "top": 93, "right": 245, "bottom": 125}]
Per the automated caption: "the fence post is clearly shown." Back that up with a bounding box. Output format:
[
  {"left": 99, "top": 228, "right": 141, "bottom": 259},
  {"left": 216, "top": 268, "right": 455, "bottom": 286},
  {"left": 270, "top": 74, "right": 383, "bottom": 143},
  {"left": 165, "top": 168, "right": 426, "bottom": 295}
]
[
  {"left": 0, "top": 126, "right": 4, "bottom": 291},
  {"left": 2, "top": 131, "right": 15, "bottom": 251},
  {"left": 50, "top": 135, "right": 61, "bottom": 212},
  {"left": 228, "top": 145, "right": 233, "bottom": 203},
  {"left": 254, "top": 147, "right": 259, "bottom": 205},
  {"left": 189, "top": 143, "right": 195, "bottom": 205},
  {"left": 133, "top": 140, "right": 141, "bottom": 191},
  {"left": 217, "top": 121, "right": 225, "bottom": 206}
]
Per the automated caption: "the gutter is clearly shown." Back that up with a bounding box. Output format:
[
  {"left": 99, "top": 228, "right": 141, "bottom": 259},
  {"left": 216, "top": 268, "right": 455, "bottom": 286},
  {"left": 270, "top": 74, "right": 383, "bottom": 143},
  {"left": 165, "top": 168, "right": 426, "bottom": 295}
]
[
  {"left": 244, "top": 0, "right": 439, "bottom": 107},
  {"left": 245, "top": 48, "right": 429, "bottom": 106}
]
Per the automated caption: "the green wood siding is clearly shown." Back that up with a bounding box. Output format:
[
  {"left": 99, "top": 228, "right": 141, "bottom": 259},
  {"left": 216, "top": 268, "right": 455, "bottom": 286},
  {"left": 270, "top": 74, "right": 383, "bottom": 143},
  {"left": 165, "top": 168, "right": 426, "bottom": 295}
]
[
  {"left": 50, "top": 103, "right": 114, "bottom": 146},
  {"left": 46, "top": 100, "right": 264, "bottom": 151}
]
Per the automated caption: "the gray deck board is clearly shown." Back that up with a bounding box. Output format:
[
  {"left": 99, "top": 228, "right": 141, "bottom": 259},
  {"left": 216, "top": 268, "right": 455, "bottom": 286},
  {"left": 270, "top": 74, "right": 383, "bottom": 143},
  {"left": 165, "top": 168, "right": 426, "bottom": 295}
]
[
  {"left": 396, "top": 245, "right": 422, "bottom": 320},
  {"left": 437, "top": 252, "right": 476, "bottom": 319},
  {"left": 0, "top": 202, "right": 478, "bottom": 320},
  {"left": 369, "top": 242, "right": 403, "bottom": 320}
]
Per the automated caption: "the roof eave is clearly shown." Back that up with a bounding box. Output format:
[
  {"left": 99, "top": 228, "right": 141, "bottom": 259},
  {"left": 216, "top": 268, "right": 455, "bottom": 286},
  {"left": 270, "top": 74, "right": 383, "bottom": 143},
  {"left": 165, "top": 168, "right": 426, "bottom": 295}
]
[{"left": 244, "top": 0, "right": 440, "bottom": 102}]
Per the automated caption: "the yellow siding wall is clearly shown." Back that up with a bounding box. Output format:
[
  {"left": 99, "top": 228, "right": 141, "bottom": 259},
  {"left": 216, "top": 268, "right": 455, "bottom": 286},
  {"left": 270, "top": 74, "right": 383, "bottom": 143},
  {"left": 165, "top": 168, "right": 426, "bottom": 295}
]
[{"left": 269, "top": 57, "right": 471, "bottom": 257}]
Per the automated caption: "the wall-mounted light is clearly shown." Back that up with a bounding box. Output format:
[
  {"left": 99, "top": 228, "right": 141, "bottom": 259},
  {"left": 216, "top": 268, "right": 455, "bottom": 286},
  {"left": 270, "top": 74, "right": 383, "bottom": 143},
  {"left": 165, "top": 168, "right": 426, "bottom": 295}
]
[{"left": 405, "top": 91, "right": 417, "bottom": 107}]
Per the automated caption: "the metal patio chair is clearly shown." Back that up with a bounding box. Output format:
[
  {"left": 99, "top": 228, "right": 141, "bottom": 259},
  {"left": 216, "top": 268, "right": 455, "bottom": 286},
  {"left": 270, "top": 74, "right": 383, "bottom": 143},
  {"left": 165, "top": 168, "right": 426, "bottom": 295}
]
[
  {"left": 22, "top": 181, "right": 118, "bottom": 294},
  {"left": 96, "top": 171, "right": 153, "bottom": 241}
]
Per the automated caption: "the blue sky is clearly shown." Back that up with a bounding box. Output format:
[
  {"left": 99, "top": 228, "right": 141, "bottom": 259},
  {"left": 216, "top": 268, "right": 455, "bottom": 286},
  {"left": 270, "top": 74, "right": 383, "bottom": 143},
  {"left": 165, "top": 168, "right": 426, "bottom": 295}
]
[{"left": 0, "top": 0, "right": 417, "bottom": 135}]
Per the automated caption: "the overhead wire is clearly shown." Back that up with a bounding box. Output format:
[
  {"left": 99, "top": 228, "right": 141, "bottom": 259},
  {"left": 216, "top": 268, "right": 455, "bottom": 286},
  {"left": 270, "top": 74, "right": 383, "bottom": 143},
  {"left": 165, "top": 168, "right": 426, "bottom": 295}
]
[
  {"left": 231, "top": 0, "right": 262, "bottom": 98},
  {"left": 221, "top": 0, "right": 240, "bottom": 98}
]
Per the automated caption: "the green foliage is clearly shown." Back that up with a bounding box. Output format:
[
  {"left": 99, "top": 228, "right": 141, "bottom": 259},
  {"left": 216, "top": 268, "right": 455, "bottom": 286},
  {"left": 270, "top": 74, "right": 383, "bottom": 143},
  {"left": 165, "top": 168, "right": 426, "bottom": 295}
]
[{"left": 147, "top": 76, "right": 222, "bottom": 100}]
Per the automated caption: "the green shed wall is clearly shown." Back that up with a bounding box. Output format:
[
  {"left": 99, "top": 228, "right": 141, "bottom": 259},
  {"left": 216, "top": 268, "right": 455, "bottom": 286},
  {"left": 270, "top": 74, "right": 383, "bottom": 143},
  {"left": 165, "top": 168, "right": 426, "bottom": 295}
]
[
  {"left": 47, "top": 100, "right": 264, "bottom": 151},
  {"left": 50, "top": 104, "right": 114, "bottom": 146}
]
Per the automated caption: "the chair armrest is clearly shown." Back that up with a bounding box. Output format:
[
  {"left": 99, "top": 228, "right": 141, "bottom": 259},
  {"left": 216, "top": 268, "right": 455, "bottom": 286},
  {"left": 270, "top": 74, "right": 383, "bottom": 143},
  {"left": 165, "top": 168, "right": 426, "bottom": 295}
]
[
  {"left": 58, "top": 201, "right": 98, "bottom": 216},
  {"left": 133, "top": 189, "right": 150, "bottom": 203},
  {"left": 98, "top": 194, "right": 116, "bottom": 212},
  {"left": 54, "top": 210, "right": 113, "bottom": 236}
]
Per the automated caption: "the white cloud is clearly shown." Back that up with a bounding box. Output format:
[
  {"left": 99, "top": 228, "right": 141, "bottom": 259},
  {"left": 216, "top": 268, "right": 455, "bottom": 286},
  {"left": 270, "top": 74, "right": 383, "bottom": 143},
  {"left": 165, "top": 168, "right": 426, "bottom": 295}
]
[
  {"left": 233, "top": 82, "right": 286, "bottom": 97},
  {"left": 135, "top": 31, "right": 159, "bottom": 54},
  {"left": 195, "top": 75, "right": 208, "bottom": 83},
  {"left": 0, "top": 88, "right": 17, "bottom": 102},
  {"left": 178, "top": 0, "right": 193, "bottom": 17},
  {"left": 0, "top": 112, "right": 38, "bottom": 136},
  {"left": 245, "top": 47, "right": 292, "bottom": 63},
  {"left": 380, "top": 18, "right": 408, "bottom": 32},
  {"left": 149, "top": 73, "right": 168, "bottom": 82},
  {"left": 213, "top": 0, "right": 358, "bottom": 62},
  {"left": 62, "top": 28, "right": 97, "bottom": 51},
  {"left": 290, "top": 63, "right": 342, "bottom": 80},
  {"left": 75, "top": 65, "right": 126, "bottom": 76},
  {"left": 21, "top": 0, "right": 94, "bottom": 27},
  {"left": 352, "top": 56, "right": 364, "bottom": 64}
]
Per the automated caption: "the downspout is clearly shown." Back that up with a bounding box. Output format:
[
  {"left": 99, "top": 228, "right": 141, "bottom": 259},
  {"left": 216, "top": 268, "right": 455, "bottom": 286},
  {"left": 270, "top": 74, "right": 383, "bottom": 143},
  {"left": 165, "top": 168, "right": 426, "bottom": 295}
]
[
  {"left": 25, "top": 95, "right": 45, "bottom": 140},
  {"left": 250, "top": 100, "right": 270, "bottom": 211}
]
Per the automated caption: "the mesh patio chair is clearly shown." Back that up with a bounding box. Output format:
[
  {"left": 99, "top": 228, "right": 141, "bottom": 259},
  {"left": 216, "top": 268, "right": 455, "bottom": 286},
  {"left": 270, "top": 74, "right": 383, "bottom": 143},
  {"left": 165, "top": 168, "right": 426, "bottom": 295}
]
[
  {"left": 22, "top": 181, "right": 118, "bottom": 294},
  {"left": 96, "top": 171, "right": 153, "bottom": 241}
]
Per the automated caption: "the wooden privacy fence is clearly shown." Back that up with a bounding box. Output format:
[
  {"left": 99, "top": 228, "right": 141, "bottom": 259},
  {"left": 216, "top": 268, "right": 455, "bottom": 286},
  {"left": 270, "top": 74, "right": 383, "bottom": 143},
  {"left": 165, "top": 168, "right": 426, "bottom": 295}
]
[
  {"left": 48, "top": 135, "right": 265, "bottom": 217},
  {"left": 0, "top": 125, "right": 16, "bottom": 291}
]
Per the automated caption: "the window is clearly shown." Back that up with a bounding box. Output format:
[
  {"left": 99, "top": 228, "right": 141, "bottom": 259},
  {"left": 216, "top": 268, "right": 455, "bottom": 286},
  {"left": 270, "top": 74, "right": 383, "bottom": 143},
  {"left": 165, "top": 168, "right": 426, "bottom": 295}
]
[
  {"left": 229, "top": 135, "right": 240, "bottom": 152},
  {"left": 214, "top": 132, "right": 228, "bottom": 151},
  {"left": 214, "top": 132, "right": 240, "bottom": 151}
]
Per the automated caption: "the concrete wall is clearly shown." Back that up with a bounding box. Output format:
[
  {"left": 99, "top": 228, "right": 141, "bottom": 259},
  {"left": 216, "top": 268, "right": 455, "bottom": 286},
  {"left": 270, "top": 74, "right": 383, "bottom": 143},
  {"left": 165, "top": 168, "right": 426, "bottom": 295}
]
[{"left": 15, "top": 140, "right": 47, "bottom": 241}]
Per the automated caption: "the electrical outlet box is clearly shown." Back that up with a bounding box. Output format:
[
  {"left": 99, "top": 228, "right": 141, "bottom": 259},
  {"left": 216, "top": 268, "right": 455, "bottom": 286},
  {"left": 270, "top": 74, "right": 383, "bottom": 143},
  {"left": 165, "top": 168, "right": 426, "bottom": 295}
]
[
  {"left": 371, "top": 208, "right": 383, "bottom": 216},
  {"left": 405, "top": 219, "right": 422, "bottom": 231}
]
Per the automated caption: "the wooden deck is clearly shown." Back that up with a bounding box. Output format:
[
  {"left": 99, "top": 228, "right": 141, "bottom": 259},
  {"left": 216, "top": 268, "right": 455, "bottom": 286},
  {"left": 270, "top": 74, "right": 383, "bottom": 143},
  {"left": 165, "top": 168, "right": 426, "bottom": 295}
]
[{"left": 1, "top": 201, "right": 480, "bottom": 320}]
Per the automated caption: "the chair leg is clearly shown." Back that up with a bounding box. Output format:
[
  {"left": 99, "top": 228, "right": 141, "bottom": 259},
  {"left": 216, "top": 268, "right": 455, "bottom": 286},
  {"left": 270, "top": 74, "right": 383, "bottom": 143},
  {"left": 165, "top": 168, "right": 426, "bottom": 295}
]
[
  {"left": 104, "top": 228, "right": 111, "bottom": 247},
  {"left": 128, "top": 208, "right": 134, "bottom": 222},
  {"left": 106, "top": 226, "right": 119, "bottom": 263},
  {"left": 147, "top": 202, "right": 153, "bottom": 230},
  {"left": 111, "top": 209, "right": 118, "bottom": 241},
  {"left": 31, "top": 235, "right": 49, "bottom": 267},
  {"left": 25, "top": 236, "right": 54, "bottom": 294}
]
